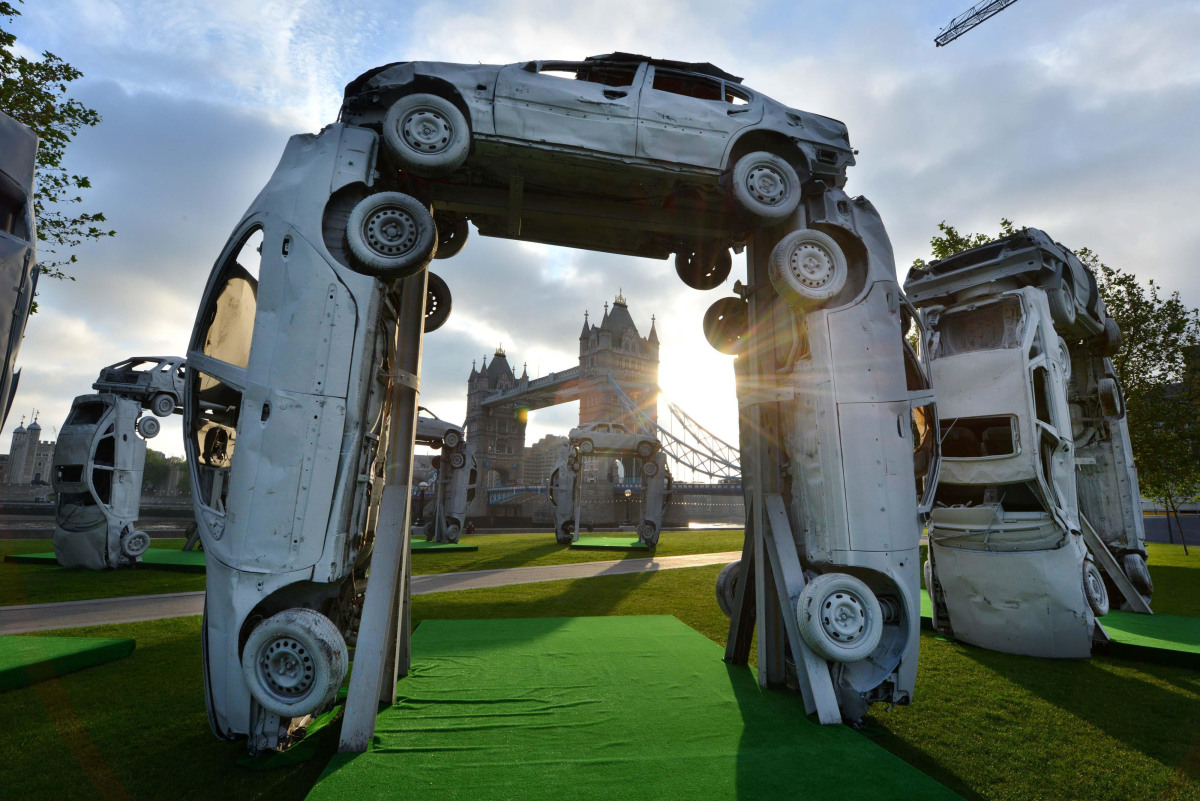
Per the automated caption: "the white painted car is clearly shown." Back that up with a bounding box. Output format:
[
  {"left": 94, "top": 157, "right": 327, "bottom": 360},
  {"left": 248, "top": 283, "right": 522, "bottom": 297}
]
[
  {"left": 415, "top": 410, "right": 477, "bottom": 543},
  {"left": 52, "top": 393, "right": 153, "bottom": 569},
  {"left": 185, "top": 122, "right": 425, "bottom": 753},
  {"left": 93, "top": 356, "right": 186, "bottom": 417},
  {"left": 568, "top": 421, "right": 658, "bottom": 458},
  {"left": 0, "top": 112, "right": 39, "bottom": 428}
]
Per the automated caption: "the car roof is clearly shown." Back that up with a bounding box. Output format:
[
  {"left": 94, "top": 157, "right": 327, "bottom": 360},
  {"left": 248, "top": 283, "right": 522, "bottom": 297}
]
[{"left": 585, "top": 52, "right": 742, "bottom": 84}]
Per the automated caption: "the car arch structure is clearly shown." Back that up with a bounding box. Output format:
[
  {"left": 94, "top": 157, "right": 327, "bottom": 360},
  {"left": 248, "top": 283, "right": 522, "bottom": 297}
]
[{"left": 183, "top": 53, "right": 936, "bottom": 755}]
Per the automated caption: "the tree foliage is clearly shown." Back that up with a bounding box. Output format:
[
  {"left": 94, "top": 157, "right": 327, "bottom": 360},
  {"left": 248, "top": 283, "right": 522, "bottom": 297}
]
[
  {"left": 0, "top": 1, "right": 113, "bottom": 281},
  {"left": 917, "top": 219, "right": 1200, "bottom": 515}
]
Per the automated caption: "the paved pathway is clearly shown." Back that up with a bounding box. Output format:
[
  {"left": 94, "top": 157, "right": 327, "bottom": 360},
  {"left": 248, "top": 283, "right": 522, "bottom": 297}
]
[{"left": 0, "top": 551, "right": 742, "bottom": 634}]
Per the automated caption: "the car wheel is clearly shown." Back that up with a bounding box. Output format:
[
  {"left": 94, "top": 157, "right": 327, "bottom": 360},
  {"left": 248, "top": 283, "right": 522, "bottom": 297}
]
[
  {"left": 241, "top": 608, "right": 348, "bottom": 718},
  {"left": 639, "top": 522, "right": 659, "bottom": 547},
  {"left": 567, "top": 457, "right": 580, "bottom": 473},
  {"left": 443, "top": 429, "right": 461, "bottom": 450},
  {"left": 1083, "top": 561, "right": 1110, "bottom": 617},
  {"left": 382, "top": 93, "right": 470, "bottom": 178},
  {"left": 1047, "top": 281, "right": 1076, "bottom": 329},
  {"left": 1098, "top": 377, "right": 1121, "bottom": 417},
  {"left": 1056, "top": 337, "right": 1072, "bottom": 381},
  {"left": 702, "top": 296, "right": 748, "bottom": 354},
  {"left": 1123, "top": 553, "right": 1154, "bottom": 597},
  {"left": 1100, "top": 317, "right": 1122, "bottom": 357},
  {"left": 674, "top": 247, "right": 732, "bottom": 290},
  {"left": 444, "top": 522, "right": 461, "bottom": 544},
  {"left": 434, "top": 214, "right": 470, "bottom": 260},
  {"left": 430, "top": 455, "right": 442, "bottom": 470},
  {"left": 716, "top": 560, "right": 740, "bottom": 618},
  {"left": 793, "top": 573, "right": 883, "bottom": 663},
  {"left": 136, "top": 416, "right": 161, "bottom": 439},
  {"left": 768, "top": 229, "right": 849, "bottom": 309},
  {"left": 642, "top": 461, "right": 658, "bottom": 478},
  {"left": 425, "top": 271, "right": 452, "bottom": 332},
  {"left": 150, "top": 392, "right": 176, "bottom": 417},
  {"left": 579, "top": 439, "right": 594, "bottom": 455},
  {"left": 346, "top": 191, "right": 437, "bottom": 278},
  {"left": 449, "top": 452, "right": 466, "bottom": 469},
  {"left": 730, "top": 151, "right": 801, "bottom": 224},
  {"left": 121, "top": 529, "right": 151, "bottom": 559},
  {"left": 557, "top": 520, "right": 574, "bottom": 544},
  {"left": 637, "top": 441, "right": 654, "bottom": 459}
]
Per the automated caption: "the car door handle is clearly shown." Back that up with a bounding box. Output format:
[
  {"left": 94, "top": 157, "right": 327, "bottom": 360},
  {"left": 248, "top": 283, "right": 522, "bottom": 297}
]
[
  {"left": 603, "top": 90, "right": 627, "bottom": 99},
  {"left": 727, "top": 107, "right": 751, "bottom": 115}
]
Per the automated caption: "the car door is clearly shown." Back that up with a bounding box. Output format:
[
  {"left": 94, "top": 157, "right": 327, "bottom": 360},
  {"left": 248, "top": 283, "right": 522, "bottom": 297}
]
[
  {"left": 493, "top": 61, "right": 644, "bottom": 155},
  {"left": 635, "top": 67, "right": 763, "bottom": 168}
]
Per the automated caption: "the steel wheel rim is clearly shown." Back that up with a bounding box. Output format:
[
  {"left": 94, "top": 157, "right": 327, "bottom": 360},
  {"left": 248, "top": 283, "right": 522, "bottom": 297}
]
[
  {"left": 821, "top": 591, "right": 867, "bottom": 644},
  {"left": 257, "top": 637, "right": 315, "bottom": 701},
  {"left": 746, "top": 164, "right": 787, "bottom": 206},
  {"left": 789, "top": 242, "right": 837, "bottom": 289},
  {"left": 363, "top": 207, "right": 419, "bottom": 258},
  {"left": 402, "top": 109, "right": 452, "bottom": 154}
]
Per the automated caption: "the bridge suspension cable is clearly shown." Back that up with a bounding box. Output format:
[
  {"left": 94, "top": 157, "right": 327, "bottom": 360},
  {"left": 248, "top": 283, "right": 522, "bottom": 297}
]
[{"left": 605, "top": 375, "right": 740, "bottom": 482}]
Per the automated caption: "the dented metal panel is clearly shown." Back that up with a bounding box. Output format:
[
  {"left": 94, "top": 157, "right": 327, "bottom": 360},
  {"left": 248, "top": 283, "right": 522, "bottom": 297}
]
[{"left": 0, "top": 112, "right": 39, "bottom": 428}]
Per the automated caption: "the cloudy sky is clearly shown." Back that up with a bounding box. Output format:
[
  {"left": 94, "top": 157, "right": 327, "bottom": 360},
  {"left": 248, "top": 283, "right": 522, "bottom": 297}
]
[{"left": 7, "top": 0, "right": 1199, "bottom": 460}]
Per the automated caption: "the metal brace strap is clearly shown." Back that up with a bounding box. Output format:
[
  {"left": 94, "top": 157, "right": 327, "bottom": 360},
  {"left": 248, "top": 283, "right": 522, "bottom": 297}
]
[{"left": 391, "top": 369, "right": 420, "bottom": 393}]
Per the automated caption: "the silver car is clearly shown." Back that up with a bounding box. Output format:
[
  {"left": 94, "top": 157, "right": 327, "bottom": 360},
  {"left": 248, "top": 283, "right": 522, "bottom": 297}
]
[
  {"left": 340, "top": 53, "right": 855, "bottom": 289},
  {"left": 568, "top": 421, "right": 658, "bottom": 458},
  {"left": 93, "top": 356, "right": 186, "bottom": 417},
  {"left": 0, "top": 111, "right": 39, "bottom": 427}
]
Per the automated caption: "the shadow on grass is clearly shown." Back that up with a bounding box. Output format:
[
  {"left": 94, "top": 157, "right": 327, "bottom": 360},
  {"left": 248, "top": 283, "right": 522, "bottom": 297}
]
[{"left": 961, "top": 641, "right": 1200, "bottom": 773}]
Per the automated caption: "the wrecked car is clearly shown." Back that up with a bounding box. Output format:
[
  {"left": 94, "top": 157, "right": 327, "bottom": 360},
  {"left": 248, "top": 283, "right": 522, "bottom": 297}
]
[
  {"left": 568, "top": 420, "right": 658, "bottom": 458},
  {"left": 905, "top": 228, "right": 1143, "bottom": 657},
  {"left": 93, "top": 356, "right": 187, "bottom": 417},
  {"left": 415, "top": 409, "right": 477, "bottom": 543},
  {"left": 0, "top": 111, "right": 40, "bottom": 427},
  {"left": 185, "top": 120, "right": 453, "bottom": 753},
  {"left": 52, "top": 393, "right": 154, "bottom": 569},
  {"left": 340, "top": 53, "right": 856, "bottom": 288}
]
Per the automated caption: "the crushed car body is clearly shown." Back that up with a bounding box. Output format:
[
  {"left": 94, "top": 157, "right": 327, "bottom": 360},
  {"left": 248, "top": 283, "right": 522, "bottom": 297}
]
[{"left": 0, "top": 111, "right": 40, "bottom": 428}]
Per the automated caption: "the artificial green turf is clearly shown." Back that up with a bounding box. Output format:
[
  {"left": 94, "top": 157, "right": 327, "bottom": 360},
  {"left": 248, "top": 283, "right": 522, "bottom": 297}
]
[
  {"left": 409, "top": 540, "right": 477, "bottom": 553},
  {"left": 309, "top": 616, "right": 957, "bottom": 801},
  {"left": 0, "top": 635, "right": 135, "bottom": 691},
  {"left": 7, "top": 549, "right": 207, "bottom": 572},
  {"left": 569, "top": 535, "right": 649, "bottom": 550},
  {"left": 0, "top": 538, "right": 207, "bottom": 607}
]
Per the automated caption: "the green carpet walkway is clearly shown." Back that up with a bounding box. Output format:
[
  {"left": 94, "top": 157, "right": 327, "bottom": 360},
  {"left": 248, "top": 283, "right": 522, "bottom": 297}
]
[
  {"left": 308, "top": 616, "right": 957, "bottom": 801},
  {"left": 919, "top": 589, "right": 1200, "bottom": 663},
  {"left": 5, "top": 550, "right": 206, "bottom": 573},
  {"left": 569, "top": 536, "right": 649, "bottom": 550},
  {"left": 410, "top": 540, "right": 477, "bottom": 553},
  {"left": 0, "top": 634, "right": 135, "bottom": 691}
]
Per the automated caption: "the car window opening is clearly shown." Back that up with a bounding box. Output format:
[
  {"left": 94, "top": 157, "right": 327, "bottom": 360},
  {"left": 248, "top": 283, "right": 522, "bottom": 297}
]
[
  {"left": 92, "top": 468, "right": 113, "bottom": 506},
  {"left": 0, "top": 174, "right": 27, "bottom": 240},
  {"left": 94, "top": 435, "right": 116, "bottom": 467},
  {"left": 935, "top": 297, "right": 1024, "bottom": 356},
  {"left": 912, "top": 403, "right": 936, "bottom": 502},
  {"left": 1032, "top": 366, "right": 1053, "bottom": 426},
  {"left": 940, "top": 415, "right": 1016, "bottom": 458},
  {"left": 56, "top": 464, "right": 83, "bottom": 484},
  {"left": 200, "top": 230, "right": 261, "bottom": 370},
  {"left": 67, "top": 401, "right": 107, "bottom": 426},
  {"left": 652, "top": 69, "right": 723, "bottom": 101}
]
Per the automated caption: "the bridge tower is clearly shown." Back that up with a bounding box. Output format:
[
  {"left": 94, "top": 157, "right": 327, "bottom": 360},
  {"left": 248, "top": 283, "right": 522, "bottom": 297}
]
[
  {"left": 465, "top": 346, "right": 528, "bottom": 487},
  {"left": 577, "top": 290, "right": 659, "bottom": 428}
]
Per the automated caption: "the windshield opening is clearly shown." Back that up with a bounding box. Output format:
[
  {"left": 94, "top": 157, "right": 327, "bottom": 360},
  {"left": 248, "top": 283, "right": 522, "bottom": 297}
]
[{"left": 935, "top": 297, "right": 1025, "bottom": 357}]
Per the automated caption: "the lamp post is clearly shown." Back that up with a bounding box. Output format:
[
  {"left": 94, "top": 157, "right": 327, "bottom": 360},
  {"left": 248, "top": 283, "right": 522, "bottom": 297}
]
[{"left": 623, "top": 488, "right": 632, "bottom": 527}]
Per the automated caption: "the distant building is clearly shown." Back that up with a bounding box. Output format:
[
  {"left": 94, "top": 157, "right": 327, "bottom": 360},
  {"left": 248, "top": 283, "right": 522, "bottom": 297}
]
[
  {"left": 1, "top": 414, "right": 54, "bottom": 485},
  {"left": 523, "top": 434, "right": 568, "bottom": 486},
  {"left": 465, "top": 346, "right": 529, "bottom": 488}
]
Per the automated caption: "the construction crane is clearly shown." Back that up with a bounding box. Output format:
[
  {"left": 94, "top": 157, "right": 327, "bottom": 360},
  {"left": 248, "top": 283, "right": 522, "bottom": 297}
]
[{"left": 935, "top": 0, "right": 1021, "bottom": 46}]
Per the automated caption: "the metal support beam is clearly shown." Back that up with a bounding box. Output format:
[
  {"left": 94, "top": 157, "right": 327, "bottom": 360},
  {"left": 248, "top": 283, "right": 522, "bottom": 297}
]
[
  {"left": 338, "top": 268, "right": 428, "bottom": 753},
  {"left": 1080, "top": 513, "right": 1153, "bottom": 615}
]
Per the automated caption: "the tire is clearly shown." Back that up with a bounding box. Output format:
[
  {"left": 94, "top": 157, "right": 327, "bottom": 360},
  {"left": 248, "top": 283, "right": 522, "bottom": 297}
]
[
  {"left": 136, "top": 416, "right": 161, "bottom": 439},
  {"left": 1097, "top": 377, "right": 1121, "bottom": 417},
  {"left": 579, "top": 439, "right": 594, "bottom": 455},
  {"left": 642, "top": 461, "right": 658, "bottom": 478},
  {"left": 430, "top": 455, "right": 441, "bottom": 470},
  {"left": 1047, "top": 281, "right": 1076, "bottom": 329},
  {"left": 434, "top": 214, "right": 470, "bottom": 260},
  {"left": 1057, "top": 337, "right": 1071, "bottom": 381},
  {"left": 702, "top": 296, "right": 748, "bottom": 354},
  {"left": 768, "top": 229, "right": 849, "bottom": 309},
  {"left": 121, "top": 529, "right": 151, "bottom": 559},
  {"left": 382, "top": 93, "right": 470, "bottom": 178},
  {"left": 637, "top": 441, "right": 654, "bottom": 459},
  {"left": 716, "top": 560, "right": 740, "bottom": 618},
  {"left": 150, "top": 392, "right": 176, "bottom": 417},
  {"left": 1123, "top": 553, "right": 1154, "bottom": 597},
  {"left": 793, "top": 572, "right": 883, "bottom": 663},
  {"left": 241, "top": 608, "right": 348, "bottom": 718},
  {"left": 443, "top": 430, "right": 461, "bottom": 450},
  {"left": 1101, "top": 317, "right": 1122, "bottom": 356},
  {"left": 729, "top": 151, "right": 801, "bottom": 224},
  {"left": 556, "top": 520, "right": 574, "bottom": 544},
  {"left": 444, "top": 523, "right": 461, "bottom": 544},
  {"left": 639, "top": 522, "right": 659, "bottom": 547},
  {"left": 567, "top": 457, "right": 580, "bottom": 473},
  {"left": 346, "top": 191, "right": 437, "bottom": 279},
  {"left": 674, "top": 247, "right": 732, "bottom": 291},
  {"left": 1083, "top": 561, "right": 1110, "bottom": 617},
  {"left": 424, "top": 271, "right": 452, "bottom": 333},
  {"left": 449, "top": 452, "right": 466, "bottom": 469}
]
